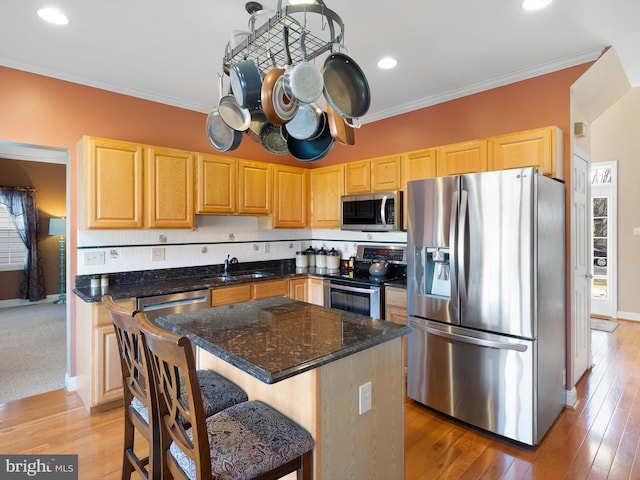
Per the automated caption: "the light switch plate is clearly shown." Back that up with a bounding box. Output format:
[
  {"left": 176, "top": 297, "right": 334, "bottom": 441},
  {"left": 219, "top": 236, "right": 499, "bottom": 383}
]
[{"left": 83, "top": 251, "right": 105, "bottom": 265}]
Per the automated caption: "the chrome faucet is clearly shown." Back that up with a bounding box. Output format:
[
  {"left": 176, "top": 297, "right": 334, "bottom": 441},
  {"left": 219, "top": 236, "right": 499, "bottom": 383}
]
[{"left": 224, "top": 254, "right": 238, "bottom": 275}]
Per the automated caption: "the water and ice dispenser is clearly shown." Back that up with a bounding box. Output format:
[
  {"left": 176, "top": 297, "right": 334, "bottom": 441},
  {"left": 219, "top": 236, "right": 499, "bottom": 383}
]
[{"left": 423, "top": 247, "right": 450, "bottom": 298}]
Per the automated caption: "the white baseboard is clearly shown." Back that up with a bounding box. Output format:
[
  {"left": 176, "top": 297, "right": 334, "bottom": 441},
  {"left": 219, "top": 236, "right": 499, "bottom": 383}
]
[
  {"left": 616, "top": 311, "right": 640, "bottom": 322},
  {"left": 65, "top": 373, "right": 77, "bottom": 393},
  {"left": 0, "top": 295, "right": 60, "bottom": 309},
  {"left": 565, "top": 387, "right": 579, "bottom": 409}
]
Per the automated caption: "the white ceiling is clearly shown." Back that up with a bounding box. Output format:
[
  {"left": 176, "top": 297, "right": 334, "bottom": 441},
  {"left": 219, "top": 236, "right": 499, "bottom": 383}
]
[{"left": 1, "top": 0, "right": 639, "bottom": 124}]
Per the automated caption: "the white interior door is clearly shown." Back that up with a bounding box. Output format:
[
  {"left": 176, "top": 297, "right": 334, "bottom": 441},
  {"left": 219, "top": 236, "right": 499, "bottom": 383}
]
[
  {"left": 571, "top": 151, "right": 591, "bottom": 388},
  {"left": 590, "top": 162, "right": 617, "bottom": 318}
]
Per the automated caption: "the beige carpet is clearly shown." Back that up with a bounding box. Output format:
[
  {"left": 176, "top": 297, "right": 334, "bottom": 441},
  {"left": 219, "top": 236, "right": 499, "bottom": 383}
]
[{"left": 0, "top": 302, "right": 66, "bottom": 404}]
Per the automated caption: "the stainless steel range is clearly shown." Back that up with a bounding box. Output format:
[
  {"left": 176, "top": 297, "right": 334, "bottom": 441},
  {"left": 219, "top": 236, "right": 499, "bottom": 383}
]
[{"left": 323, "top": 244, "right": 407, "bottom": 319}]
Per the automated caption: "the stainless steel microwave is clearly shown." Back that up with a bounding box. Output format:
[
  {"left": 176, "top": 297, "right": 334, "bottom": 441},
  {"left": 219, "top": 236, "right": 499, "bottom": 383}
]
[{"left": 340, "top": 191, "right": 403, "bottom": 231}]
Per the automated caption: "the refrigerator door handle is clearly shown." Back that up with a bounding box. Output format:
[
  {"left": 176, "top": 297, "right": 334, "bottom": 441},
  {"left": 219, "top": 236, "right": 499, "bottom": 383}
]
[
  {"left": 410, "top": 320, "right": 528, "bottom": 352},
  {"left": 449, "top": 191, "right": 459, "bottom": 320},
  {"left": 380, "top": 195, "right": 387, "bottom": 225},
  {"left": 458, "top": 189, "right": 468, "bottom": 305}
]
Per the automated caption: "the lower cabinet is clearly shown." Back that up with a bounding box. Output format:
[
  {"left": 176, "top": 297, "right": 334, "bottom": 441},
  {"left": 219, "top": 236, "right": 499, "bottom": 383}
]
[
  {"left": 307, "top": 277, "right": 325, "bottom": 306},
  {"left": 384, "top": 286, "right": 408, "bottom": 379},
  {"left": 76, "top": 296, "right": 133, "bottom": 413},
  {"left": 211, "top": 279, "right": 290, "bottom": 307},
  {"left": 289, "top": 278, "right": 308, "bottom": 302}
]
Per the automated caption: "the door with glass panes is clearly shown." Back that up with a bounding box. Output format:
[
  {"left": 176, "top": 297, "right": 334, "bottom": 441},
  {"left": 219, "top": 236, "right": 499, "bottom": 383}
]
[{"left": 591, "top": 162, "right": 617, "bottom": 318}]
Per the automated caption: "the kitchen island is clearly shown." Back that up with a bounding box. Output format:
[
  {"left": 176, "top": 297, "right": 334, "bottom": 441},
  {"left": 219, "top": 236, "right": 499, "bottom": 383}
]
[{"left": 157, "top": 297, "right": 410, "bottom": 480}]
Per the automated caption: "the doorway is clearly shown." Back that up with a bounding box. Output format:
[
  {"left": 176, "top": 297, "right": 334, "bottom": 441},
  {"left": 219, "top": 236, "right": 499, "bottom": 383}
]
[
  {"left": 0, "top": 141, "right": 71, "bottom": 399},
  {"left": 591, "top": 161, "right": 618, "bottom": 318}
]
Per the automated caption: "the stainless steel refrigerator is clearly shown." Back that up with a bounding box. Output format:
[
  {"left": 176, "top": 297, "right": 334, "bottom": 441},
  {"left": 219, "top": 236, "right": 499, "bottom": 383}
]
[{"left": 406, "top": 167, "right": 565, "bottom": 446}]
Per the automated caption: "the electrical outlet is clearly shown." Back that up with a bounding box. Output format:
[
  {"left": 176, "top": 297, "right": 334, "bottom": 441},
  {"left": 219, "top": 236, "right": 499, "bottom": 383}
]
[
  {"left": 633, "top": 227, "right": 640, "bottom": 236},
  {"left": 83, "top": 251, "right": 105, "bottom": 265},
  {"left": 152, "top": 247, "right": 165, "bottom": 261},
  {"left": 359, "top": 382, "right": 372, "bottom": 415},
  {"left": 264, "top": 243, "right": 270, "bottom": 253}
]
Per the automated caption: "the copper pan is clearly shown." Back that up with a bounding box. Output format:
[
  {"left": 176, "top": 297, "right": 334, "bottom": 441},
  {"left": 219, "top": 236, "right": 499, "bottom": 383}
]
[{"left": 327, "top": 104, "right": 354, "bottom": 146}]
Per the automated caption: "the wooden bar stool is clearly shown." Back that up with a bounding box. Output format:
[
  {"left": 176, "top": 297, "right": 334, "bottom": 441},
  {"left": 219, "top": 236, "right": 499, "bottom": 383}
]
[
  {"left": 103, "top": 295, "right": 248, "bottom": 480},
  {"left": 136, "top": 311, "right": 314, "bottom": 480}
]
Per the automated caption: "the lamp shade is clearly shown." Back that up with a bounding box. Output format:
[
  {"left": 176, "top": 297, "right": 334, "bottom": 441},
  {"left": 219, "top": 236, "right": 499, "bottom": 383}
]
[{"left": 49, "top": 217, "right": 66, "bottom": 236}]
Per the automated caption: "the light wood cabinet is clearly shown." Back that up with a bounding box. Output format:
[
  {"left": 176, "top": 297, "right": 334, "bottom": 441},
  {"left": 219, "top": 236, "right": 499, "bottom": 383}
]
[
  {"left": 344, "top": 160, "right": 371, "bottom": 194},
  {"left": 384, "top": 286, "right": 408, "bottom": 379},
  {"left": 401, "top": 148, "right": 438, "bottom": 227},
  {"left": 488, "top": 126, "right": 564, "bottom": 180},
  {"left": 289, "top": 278, "right": 308, "bottom": 301},
  {"left": 81, "top": 136, "right": 194, "bottom": 229},
  {"left": 272, "top": 165, "right": 308, "bottom": 228},
  {"left": 344, "top": 155, "right": 403, "bottom": 194},
  {"left": 211, "top": 279, "right": 290, "bottom": 307},
  {"left": 82, "top": 136, "right": 144, "bottom": 229},
  {"left": 196, "top": 154, "right": 236, "bottom": 214},
  {"left": 371, "top": 154, "right": 402, "bottom": 192},
  {"left": 76, "top": 296, "right": 135, "bottom": 413},
  {"left": 310, "top": 164, "right": 344, "bottom": 229},
  {"left": 307, "top": 277, "right": 325, "bottom": 306},
  {"left": 145, "top": 146, "right": 195, "bottom": 229},
  {"left": 238, "top": 160, "right": 271, "bottom": 215},
  {"left": 437, "top": 140, "right": 488, "bottom": 176}
]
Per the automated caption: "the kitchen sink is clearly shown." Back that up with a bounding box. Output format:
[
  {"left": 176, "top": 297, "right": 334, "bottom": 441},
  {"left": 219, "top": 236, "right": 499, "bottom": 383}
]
[{"left": 202, "top": 272, "right": 274, "bottom": 283}]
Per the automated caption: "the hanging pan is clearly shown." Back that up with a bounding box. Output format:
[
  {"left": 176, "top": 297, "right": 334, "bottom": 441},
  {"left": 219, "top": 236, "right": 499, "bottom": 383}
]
[
  {"left": 286, "top": 113, "right": 334, "bottom": 162},
  {"left": 327, "top": 103, "right": 354, "bottom": 145},
  {"left": 218, "top": 75, "right": 252, "bottom": 131},
  {"left": 206, "top": 108, "right": 242, "bottom": 152},
  {"left": 322, "top": 51, "right": 371, "bottom": 119}
]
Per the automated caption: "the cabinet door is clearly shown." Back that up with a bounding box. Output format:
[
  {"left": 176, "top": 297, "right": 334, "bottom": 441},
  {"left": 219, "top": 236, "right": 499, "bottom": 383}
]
[
  {"left": 95, "top": 324, "right": 124, "bottom": 405},
  {"left": 489, "top": 126, "right": 563, "bottom": 180},
  {"left": 146, "top": 146, "right": 195, "bottom": 228},
  {"left": 310, "top": 164, "right": 344, "bottom": 228},
  {"left": 403, "top": 148, "right": 438, "bottom": 183},
  {"left": 238, "top": 160, "right": 271, "bottom": 214},
  {"left": 307, "top": 277, "right": 325, "bottom": 306},
  {"left": 273, "top": 165, "right": 308, "bottom": 228},
  {"left": 384, "top": 287, "right": 408, "bottom": 378},
  {"left": 345, "top": 160, "right": 371, "bottom": 194},
  {"left": 289, "top": 278, "right": 308, "bottom": 302},
  {"left": 196, "top": 154, "right": 237, "bottom": 214},
  {"left": 253, "top": 279, "right": 290, "bottom": 299},
  {"left": 211, "top": 284, "right": 252, "bottom": 306},
  {"left": 437, "top": 140, "right": 488, "bottom": 176},
  {"left": 371, "top": 154, "right": 402, "bottom": 192},
  {"left": 83, "top": 136, "right": 144, "bottom": 229}
]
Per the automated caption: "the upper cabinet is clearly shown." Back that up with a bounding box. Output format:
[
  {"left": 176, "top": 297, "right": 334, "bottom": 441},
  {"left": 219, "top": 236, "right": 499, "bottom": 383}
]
[
  {"left": 345, "top": 155, "right": 402, "bottom": 194},
  {"left": 310, "top": 164, "right": 344, "bottom": 229},
  {"left": 80, "top": 136, "right": 194, "bottom": 230},
  {"left": 196, "top": 154, "right": 236, "bottom": 214},
  {"left": 488, "top": 126, "right": 564, "bottom": 180},
  {"left": 437, "top": 140, "right": 488, "bottom": 177},
  {"left": 344, "top": 159, "right": 371, "bottom": 194},
  {"left": 82, "top": 136, "right": 144, "bottom": 229},
  {"left": 145, "top": 146, "right": 195, "bottom": 229},
  {"left": 272, "top": 164, "right": 308, "bottom": 228},
  {"left": 371, "top": 154, "right": 403, "bottom": 192},
  {"left": 238, "top": 160, "right": 272, "bottom": 215}
]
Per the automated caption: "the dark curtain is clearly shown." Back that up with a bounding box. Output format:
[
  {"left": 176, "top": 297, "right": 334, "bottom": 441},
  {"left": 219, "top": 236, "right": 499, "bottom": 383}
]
[{"left": 0, "top": 186, "right": 46, "bottom": 301}]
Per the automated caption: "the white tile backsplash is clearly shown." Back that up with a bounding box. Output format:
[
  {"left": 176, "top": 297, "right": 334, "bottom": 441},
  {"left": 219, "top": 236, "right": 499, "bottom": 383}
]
[{"left": 76, "top": 216, "right": 407, "bottom": 275}]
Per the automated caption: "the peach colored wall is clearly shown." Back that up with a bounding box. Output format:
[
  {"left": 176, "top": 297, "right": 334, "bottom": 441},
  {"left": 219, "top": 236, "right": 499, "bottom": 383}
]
[{"left": 0, "top": 63, "right": 590, "bottom": 380}]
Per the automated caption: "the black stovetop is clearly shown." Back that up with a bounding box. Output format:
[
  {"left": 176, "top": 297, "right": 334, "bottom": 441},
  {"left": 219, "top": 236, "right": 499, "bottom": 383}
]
[{"left": 326, "top": 262, "right": 407, "bottom": 287}]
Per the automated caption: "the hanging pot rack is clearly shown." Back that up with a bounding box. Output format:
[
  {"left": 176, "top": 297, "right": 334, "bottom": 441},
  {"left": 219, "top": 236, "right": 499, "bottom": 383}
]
[{"left": 222, "top": 0, "right": 344, "bottom": 75}]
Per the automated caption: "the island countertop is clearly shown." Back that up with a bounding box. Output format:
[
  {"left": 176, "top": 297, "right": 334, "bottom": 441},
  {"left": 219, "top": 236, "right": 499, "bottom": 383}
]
[{"left": 156, "top": 297, "right": 410, "bottom": 385}]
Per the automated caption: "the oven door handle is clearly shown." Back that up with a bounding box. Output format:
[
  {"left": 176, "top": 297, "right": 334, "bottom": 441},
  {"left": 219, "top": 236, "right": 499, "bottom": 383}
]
[{"left": 327, "top": 283, "right": 378, "bottom": 294}]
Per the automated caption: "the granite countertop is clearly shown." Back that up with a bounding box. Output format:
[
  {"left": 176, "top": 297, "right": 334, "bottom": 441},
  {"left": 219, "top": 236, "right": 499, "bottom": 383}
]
[
  {"left": 155, "top": 297, "right": 411, "bottom": 384},
  {"left": 73, "top": 261, "right": 348, "bottom": 303}
]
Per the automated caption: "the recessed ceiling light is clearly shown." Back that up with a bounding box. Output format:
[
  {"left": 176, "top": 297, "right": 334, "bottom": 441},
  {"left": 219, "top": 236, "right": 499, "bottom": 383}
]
[
  {"left": 377, "top": 57, "right": 398, "bottom": 70},
  {"left": 36, "top": 8, "right": 70, "bottom": 25},
  {"left": 522, "top": 0, "right": 553, "bottom": 11}
]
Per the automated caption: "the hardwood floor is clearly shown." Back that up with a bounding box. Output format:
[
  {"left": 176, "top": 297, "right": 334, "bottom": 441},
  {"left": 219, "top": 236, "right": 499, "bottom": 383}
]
[{"left": 1, "top": 320, "right": 639, "bottom": 479}]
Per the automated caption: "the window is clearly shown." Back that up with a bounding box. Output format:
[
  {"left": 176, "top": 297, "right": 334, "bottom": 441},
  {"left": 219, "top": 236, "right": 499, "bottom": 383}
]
[{"left": 0, "top": 204, "right": 26, "bottom": 271}]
